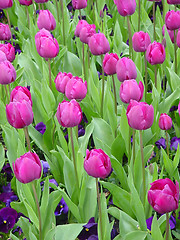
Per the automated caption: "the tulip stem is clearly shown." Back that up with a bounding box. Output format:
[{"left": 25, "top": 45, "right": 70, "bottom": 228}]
[
  {"left": 70, "top": 128, "right": 79, "bottom": 189},
  {"left": 82, "top": 43, "right": 86, "bottom": 80},
  {"left": 32, "top": 0, "right": 37, "bottom": 22},
  {"left": 96, "top": 178, "right": 103, "bottom": 240},
  {"left": 4, "top": 85, "right": 9, "bottom": 103},
  {"left": 112, "top": 75, "right": 117, "bottom": 137},
  {"left": 174, "top": 30, "right": 177, "bottom": 74},
  {"left": 155, "top": 65, "right": 157, "bottom": 88},
  {"left": 60, "top": 0, "right": 66, "bottom": 45},
  {"left": 32, "top": 182, "right": 42, "bottom": 240},
  {"left": 24, "top": 127, "right": 31, "bottom": 151},
  {"left": 140, "top": 130, "right": 146, "bottom": 207},
  {"left": 88, "top": 48, "right": 90, "bottom": 69},
  {"left": 166, "top": 131, "right": 169, "bottom": 158},
  {"left": 165, "top": 213, "right": 169, "bottom": 240},
  {"left": 48, "top": 59, "right": 52, "bottom": 90},
  {"left": 55, "top": 0, "right": 60, "bottom": 23},
  {"left": 153, "top": 2, "right": 156, "bottom": 40},
  {"left": 6, "top": 10, "right": 13, "bottom": 45},
  {"left": 26, "top": 6, "right": 30, "bottom": 29},
  {"left": 128, "top": 126, "right": 131, "bottom": 165},
  {"left": 144, "top": 53, "right": 148, "bottom": 101},
  {"left": 100, "top": 55, "right": 105, "bottom": 118},
  {"left": 127, "top": 16, "right": 133, "bottom": 60},
  {"left": 133, "top": 129, "right": 136, "bottom": 165},
  {"left": 79, "top": 9, "right": 82, "bottom": 20},
  {"left": 138, "top": 0, "right": 140, "bottom": 31},
  {"left": 8, "top": 84, "right": 11, "bottom": 96}
]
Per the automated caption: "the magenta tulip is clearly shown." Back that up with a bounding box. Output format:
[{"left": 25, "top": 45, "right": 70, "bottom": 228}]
[
  {"left": 84, "top": 149, "right": 111, "bottom": 178},
  {"left": 65, "top": 76, "right": 87, "bottom": 101},
  {"left": 0, "top": 43, "right": 15, "bottom": 62},
  {"left": 116, "top": 57, "right": 137, "bottom": 82},
  {"left": 159, "top": 113, "right": 172, "bottom": 130},
  {"left": 54, "top": 72, "right": 73, "bottom": 94},
  {"left": 132, "top": 31, "right": 151, "bottom": 52},
  {"left": 88, "top": 33, "right": 110, "bottom": 55},
  {"left": 79, "top": 24, "right": 96, "bottom": 44},
  {"left": 162, "top": 25, "right": 174, "bottom": 43},
  {"left": 56, "top": 99, "right": 82, "bottom": 128},
  {"left": 0, "top": 50, "right": 7, "bottom": 62},
  {"left": 34, "top": 0, "right": 48, "bottom": 2},
  {"left": 146, "top": 41, "right": 166, "bottom": 65},
  {"left": 0, "top": 0, "right": 13, "bottom": 9},
  {"left": 148, "top": 178, "right": 179, "bottom": 214},
  {"left": 176, "top": 29, "right": 180, "bottom": 48},
  {"left": 6, "top": 100, "right": 33, "bottom": 128},
  {"left": 72, "top": 0, "right": 87, "bottom": 9},
  {"left": 120, "top": 80, "right": 144, "bottom": 103},
  {"left": 35, "top": 28, "right": 59, "bottom": 59},
  {"left": 165, "top": 10, "right": 180, "bottom": 30},
  {"left": 126, "top": 100, "right": 154, "bottom": 130},
  {"left": 103, "top": 53, "right": 119, "bottom": 75},
  {"left": 74, "top": 20, "right": 88, "bottom": 37},
  {"left": 0, "top": 60, "right": 16, "bottom": 85},
  {"left": 18, "top": 0, "right": 32, "bottom": 5},
  {"left": 0, "top": 23, "right": 11, "bottom": 41},
  {"left": 167, "top": 0, "right": 180, "bottom": 4},
  {"left": 114, "top": 0, "right": 136, "bottom": 17},
  {"left": 37, "top": 10, "right": 56, "bottom": 31},
  {"left": 10, "top": 86, "right": 32, "bottom": 106},
  {"left": 13, "top": 152, "right": 42, "bottom": 184}
]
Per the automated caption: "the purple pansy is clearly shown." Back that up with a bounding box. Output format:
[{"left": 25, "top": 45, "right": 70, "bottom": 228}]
[
  {"left": 41, "top": 160, "right": 50, "bottom": 176},
  {"left": 78, "top": 217, "right": 98, "bottom": 240},
  {"left": 170, "top": 137, "right": 180, "bottom": 151},
  {"left": 155, "top": 137, "right": 166, "bottom": 149},
  {"left": 146, "top": 215, "right": 176, "bottom": 231},
  {"left": 35, "top": 122, "right": 46, "bottom": 134},
  {"left": 55, "top": 198, "right": 68, "bottom": 216},
  {"left": 0, "top": 207, "right": 18, "bottom": 233}
]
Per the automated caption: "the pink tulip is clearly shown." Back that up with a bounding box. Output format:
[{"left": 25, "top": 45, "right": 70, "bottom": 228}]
[
  {"left": 0, "top": 60, "right": 16, "bottom": 85},
  {"left": 79, "top": 24, "right": 96, "bottom": 44},
  {"left": 114, "top": 0, "right": 136, "bottom": 17},
  {"left": 6, "top": 100, "right": 33, "bottom": 128},
  {"left": 0, "top": 50, "right": 7, "bottom": 62},
  {"left": 72, "top": 0, "right": 87, "bottom": 9},
  {"left": 176, "top": 29, "right": 180, "bottom": 48},
  {"left": 159, "top": 113, "right": 172, "bottom": 130},
  {"left": 116, "top": 57, "right": 137, "bottom": 82},
  {"left": 178, "top": 101, "right": 180, "bottom": 116},
  {"left": 10, "top": 86, "right": 32, "bottom": 106},
  {"left": 0, "top": 0, "right": 13, "bottom": 9},
  {"left": 37, "top": 10, "right": 56, "bottom": 31},
  {"left": 0, "top": 23, "right": 11, "bottom": 41},
  {"left": 162, "top": 25, "right": 174, "bottom": 43},
  {"left": 103, "top": 53, "right": 119, "bottom": 75},
  {"left": 120, "top": 80, "right": 144, "bottom": 103},
  {"left": 126, "top": 100, "right": 154, "bottom": 130},
  {"left": 34, "top": 0, "right": 48, "bottom": 2},
  {"left": 18, "top": 0, "right": 33, "bottom": 5},
  {"left": 167, "top": 0, "right": 180, "bottom": 4},
  {"left": 146, "top": 41, "right": 166, "bottom": 65},
  {"left": 0, "top": 43, "right": 15, "bottom": 62},
  {"left": 54, "top": 72, "right": 73, "bottom": 94},
  {"left": 35, "top": 28, "right": 59, "bottom": 59},
  {"left": 13, "top": 152, "right": 42, "bottom": 184},
  {"left": 84, "top": 149, "right": 111, "bottom": 178},
  {"left": 88, "top": 33, "right": 110, "bottom": 56},
  {"left": 56, "top": 99, "right": 82, "bottom": 128},
  {"left": 148, "top": 178, "right": 179, "bottom": 214},
  {"left": 132, "top": 31, "right": 151, "bottom": 52},
  {"left": 74, "top": 20, "right": 88, "bottom": 37},
  {"left": 65, "top": 76, "right": 87, "bottom": 101},
  {"left": 165, "top": 10, "right": 180, "bottom": 30}
]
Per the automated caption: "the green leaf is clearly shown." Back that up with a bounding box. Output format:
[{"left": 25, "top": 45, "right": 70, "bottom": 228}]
[
  {"left": 79, "top": 121, "right": 94, "bottom": 156},
  {"left": 63, "top": 51, "right": 82, "bottom": 76},
  {"left": 0, "top": 143, "right": 5, "bottom": 171},
  {"left": 40, "top": 177, "right": 49, "bottom": 228},
  {"left": 162, "top": 148, "right": 174, "bottom": 177},
  {"left": 124, "top": 231, "right": 147, "bottom": 240},
  {"left": 24, "top": 201, "right": 39, "bottom": 230},
  {"left": 55, "top": 224, "right": 84, "bottom": 240},
  {"left": 111, "top": 133, "right": 127, "bottom": 163},
  {"left": 120, "top": 106, "right": 129, "bottom": 153},
  {"left": 151, "top": 213, "right": 163, "bottom": 240}
]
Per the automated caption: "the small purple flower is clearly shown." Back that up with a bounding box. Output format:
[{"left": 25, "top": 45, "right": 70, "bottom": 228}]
[
  {"left": 41, "top": 160, "right": 50, "bottom": 176},
  {"left": 78, "top": 217, "right": 98, "bottom": 240},
  {"left": 0, "top": 207, "right": 18, "bottom": 233},
  {"left": 1, "top": 163, "right": 13, "bottom": 181},
  {"left": 35, "top": 122, "right": 46, "bottom": 134},
  {"left": 88, "top": 236, "right": 98, "bottom": 240},
  {"left": 55, "top": 198, "right": 68, "bottom": 216},
  {"left": 169, "top": 105, "right": 178, "bottom": 112},
  {"left": 155, "top": 137, "right": 166, "bottom": 150},
  {"left": 0, "top": 10, "right": 5, "bottom": 20},
  {"left": 170, "top": 137, "right": 180, "bottom": 151},
  {"left": 146, "top": 215, "right": 176, "bottom": 231},
  {"left": 146, "top": 216, "right": 153, "bottom": 231}
]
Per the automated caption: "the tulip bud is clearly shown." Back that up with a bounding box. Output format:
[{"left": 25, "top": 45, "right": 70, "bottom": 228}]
[
  {"left": 126, "top": 100, "right": 154, "bottom": 130},
  {"left": 116, "top": 57, "right": 137, "bottom": 82},
  {"left": 56, "top": 99, "right": 82, "bottom": 128},
  {"left": 10, "top": 86, "right": 32, "bottom": 106},
  {"left": 148, "top": 178, "right": 179, "bottom": 214},
  {"left": 114, "top": 0, "right": 136, "bottom": 17},
  {"left": 0, "top": 0, "right": 13, "bottom": 9},
  {"left": 0, "top": 23, "right": 11, "bottom": 41},
  {"left": 120, "top": 80, "right": 144, "bottom": 103},
  {"left": 88, "top": 33, "right": 110, "bottom": 56},
  {"left": 72, "top": 0, "right": 87, "bottom": 9},
  {"left": 167, "top": 0, "right": 180, "bottom": 4},
  {"left": 84, "top": 149, "right": 112, "bottom": 178},
  {"left": 54, "top": 72, "right": 73, "bottom": 94},
  {"left": 79, "top": 24, "right": 96, "bottom": 44},
  {"left": 37, "top": 10, "right": 56, "bottom": 31},
  {"left": 146, "top": 41, "right": 166, "bottom": 65},
  {"left": 132, "top": 31, "right": 151, "bottom": 52},
  {"left": 165, "top": 10, "right": 180, "bottom": 30},
  {"left": 0, "top": 50, "right": 7, "bottom": 63},
  {"left": 0, "top": 43, "right": 15, "bottom": 62},
  {"left": 159, "top": 113, "right": 172, "bottom": 130},
  {"left": 103, "top": 53, "right": 119, "bottom": 75},
  {"left": 0, "top": 60, "right": 16, "bottom": 85},
  {"left": 74, "top": 20, "right": 88, "bottom": 37},
  {"left": 18, "top": 0, "right": 33, "bottom": 5},
  {"left": 162, "top": 25, "right": 174, "bottom": 43},
  {"left": 13, "top": 152, "right": 42, "bottom": 184}
]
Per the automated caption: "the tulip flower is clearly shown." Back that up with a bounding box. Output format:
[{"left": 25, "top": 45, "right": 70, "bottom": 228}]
[
  {"left": 18, "top": 0, "right": 32, "bottom": 5},
  {"left": 159, "top": 113, "right": 172, "bottom": 130},
  {"left": 132, "top": 31, "right": 151, "bottom": 52},
  {"left": 165, "top": 10, "right": 180, "bottom": 30},
  {"left": 34, "top": 0, "right": 48, "bottom": 2},
  {"left": 74, "top": 20, "right": 89, "bottom": 37},
  {"left": 114, "top": 0, "right": 136, "bottom": 17},
  {"left": 72, "top": 0, "right": 87, "bottom": 9},
  {"left": 0, "top": 50, "right": 7, "bottom": 63},
  {"left": 0, "top": 43, "right": 15, "bottom": 62},
  {"left": 116, "top": 57, "right": 137, "bottom": 82},
  {"left": 146, "top": 41, "right": 166, "bottom": 65},
  {"left": 13, "top": 152, "right": 42, "bottom": 184},
  {"left": 88, "top": 33, "right": 110, "bottom": 56},
  {"left": 37, "top": 10, "right": 56, "bottom": 31},
  {"left": 10, "top": 86, "right": 32, "bottom": 106},
  {"left": 0, "top": 60, "right": 16, "bottom": 85},
  {"left": 167, "top": 0, "right": 180, "bottom": 3},
  {"left": 79, "top": 24, "right": 96, "bottom": 44},
  {"left": 162, "top": 25, "right": 174, "bottom": 43},
  {"left": 0, "top": 0, "right": 13, "bottom": 9},
  {"left": 54, "top": 72, "right": 73, "bottom": 94},
  {"left": 0, "top": 23, "right": 11, "bottom": 41},
  {"left": 103, "top": 53, "right": 119, "bottom": 75}
]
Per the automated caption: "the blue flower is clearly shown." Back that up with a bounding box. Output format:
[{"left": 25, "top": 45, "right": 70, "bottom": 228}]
[{"left": 155, "top": 137, "right": 166, "bottom": 150}]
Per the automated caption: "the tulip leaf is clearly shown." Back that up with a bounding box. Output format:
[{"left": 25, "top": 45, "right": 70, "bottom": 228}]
[
  {"left": 17, "top": 216, "right": 37, "bottom": 240},
  {"left": 124, "top": 231, "right": 147, "bottom": 240},
  {"left": 40, "top": 177, "right": 49, "bottom": 228},
  {"left": 162, "top": 148, "right": 174, "bottom": 177},
  {"left": 0, "top": 143, "right": 5, "bottom": 172},
  {"left": 119, "top": 106, "right": 129, "bottom": 154},
  {"left": 55, "top": 224, "right": 84, "bottom": 240},
  {"left": 63, "top": 51, "right": 82, "bottom": 76},
  {"left": 151, "top": 213, "right": 163, "bottom": 240},
  {"left": 24, "top": 201, "right": 39, "bottom": 230}
]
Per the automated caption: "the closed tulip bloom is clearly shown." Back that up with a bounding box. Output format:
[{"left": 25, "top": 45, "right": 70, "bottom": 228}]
[
  {"left": 0, "top": 50, "right": 7, "bottom": 63},
  {"left": 167, "top": 0, "right": 180, "bottom": 4},
  {"left": 10, "top": 86, "right": 32, "bottom": 106},
  {"left": 88, "top": 33, "right": 110, "bottom": 55},
  {"left": 116, "top": 57, "right": 137, "bottom": 82},
  {"left": 35, "top": 28, "right": 59, "bottom": 59},
  {"left": 114, "top": 0, "right": 136, "bottom": 17},
  {"left": 54, "top": 72, "right": 73, "bottom": 94},
  {"left": 18, "top": 0, "right": 32, "bottom": 5},
  {"left": 132, "top": 31, "right": 151, "bottom": 52},
  {"left": 65, "top": 76, "right": 87, "bottom": 101},
  {"left": 6, "top": 100, "right": 33, "bottom": 128},
  {"left": 103, "top": 53, "right": 119, "bottom": 75},
  {"left": 72, "top": 0, "right": 87, "bottom": 9},
  {"left": 74, "top": 20, "right": 88, "bottom": 37},
  {"left": 37, "top": 10, "right": 56, "bottom": 31},
  {"left": 165, "top": 10, "right": 180, "bottom": 30},
  {"left": 120, "top": 80, "right": 144, "bottom": 103},
  {"left": 56, "top": 99, "right": 82, "bottom": 128},
  {"left": 159, "top": 113, "right": 172, "bottom": 130},
  {"left": 0, "top": 60, "right": 16, "bottom": 85},
  {"left": 126, "top": 100, "right": 154, "bottom": 130},
  {"left": 13, "top": 152, "right": 42, "bottom": 184},
  {"left": 84, "top": 149, "right": 111, "bottom": 178},
  {"left": 148, "top": 178, "right": 179, "bottom": 214},
  {"left": 0, "top": 0, "right": 13, "bottom": 9},
  {"left": 146, "top": 41, "right": 166, "bottom": 65},
  {"left": 162, "top": 25, "right": 174, "bottom": 43},
  {"left": 0, "top": 23, "right": 11, "bottom": 41},
  {"left": 0, "top": 43, "right": 15, "bottom": 62},
  {"left": 178, "top": 101, "right": 180, "bottom": 116},
  {"left": 80, "top": 24, "right": 96, "bottom": 44}
]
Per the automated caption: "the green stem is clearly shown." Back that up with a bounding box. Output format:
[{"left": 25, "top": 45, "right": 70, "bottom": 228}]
[
  {"left": 6, "top": 10, "right": 13, "bottom": 45},
  {"left": 8, "top": 84, "right": 11, "bottom": 97},
  {"left": 60, "top": 0, "right": 66, "bottom": 45},
  {"left": 140, "top": 130, "right": 146, "bottom": 207},
  {"left": 100, "top": 55, "right": 105, "bottom": 118},
  {"left": 24, "top": 127, "right": 31, "bottom": 151},
  {"left": 4, "top": 85, "right": 9, "bottom": 103},
  {"left": 165, "top": 213, "right": 169, "bottom": 240},
  {"left": 32, "top": 182, "right": 42, "bottom": 240},
  {"left": 32, "top": 0, "right": 37, "bottom": 22},
  {"left": 82, "top": 43, "right": 86, "bottom": 80},
  {"left": 112, "top": 75, "right": 117, "bottom": 137},
  {"left": 127, "top": 16, "right": 133, "bottom": 60},
  {"left": 128, "top": 126, "right": 131, "bottom": 165},
  {"left": 155, "top": 65, "right": 157, "bottom": 88},
  {"left": 174, "top": 30, "right": 177, "bottom": 74},
  {"left": 79, "top": 9, "right": 82, "bottom": 20},
  {"left": 153, "top": 2, "right": 156, "bottom": 40},
  {"left": 166, "top": 131, "right": 169, "bottom": 158},
  {"left": 133, "top": 129, "right": 136, "bottom": 165},
  {"left": 96, "top": 178, "right": 103, "bottom": 240},
  {"left": 88, "top": 48, "right": 90, "bottom": 69},
  {"left": 138, "top": 0, "right": 140, "bottom": 31},
  {"left": 144, "top": 53, "right": 148, "bottom": 101},
  {"left": 26, "top": 6, "right": 30, "bottom": 29},
  {"left": 48, "top": 59, "right": 52, "bottom": 90},
  {"left": 55, "top": 0, "right": 60, "bottom": 23}
]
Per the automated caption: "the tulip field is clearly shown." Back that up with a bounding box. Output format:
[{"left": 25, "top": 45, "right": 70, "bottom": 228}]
[{"left": 1, "top": 0, "right": 180, "bottom": 239}]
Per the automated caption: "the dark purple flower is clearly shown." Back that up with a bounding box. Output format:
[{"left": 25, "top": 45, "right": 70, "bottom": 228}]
[
  {"left": 155, "top": 137, "right": 166, "bottom": 149},
  {"left": 41, "top": 178, "right": 58, "bottom": 191},
  {"left": 1, "top": 163, "right": 13, "bottom": 181},
  {"left": 102, "top": 4, "right": 112, "bottom": 18},
  {"left": 146, "top": 215, "right": 176, "bottom": 231},
  {"left": 0, "top": 207, "right": 18, "bottom": 233},
  {"left": 146, "top": 216, "right": 153, "bottom": 231},
  {"left": 170, "top": 137, "right": 180, "bottom": 151},
  {"left": 0, "top": 10, "right": 5, "bottom": 19},
  {"left": 55, "top": 198, "right": 68, "bottom": 216},
  {"left": 0, "top": 192, "right": 18, "bottom": 207},
  {"left": 88, "top": 236, "right": 98, "bottom": 240},
  {"left": 169, "top": 105, "right": 178, "bottom": 112},
  {"left": 35, "top": 122, "right": 46, "bottom": 134},
  {"left": 2, "top": 182, "right": 11, "bottom": 193},
  {"left": 41, "top": 160, "right": 50, "bottom": 176},
  {"left": 78, "top": 217, "right": 98, "bottom": 240}
]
